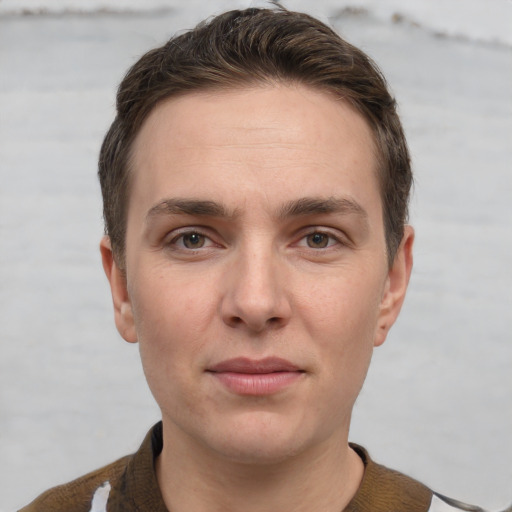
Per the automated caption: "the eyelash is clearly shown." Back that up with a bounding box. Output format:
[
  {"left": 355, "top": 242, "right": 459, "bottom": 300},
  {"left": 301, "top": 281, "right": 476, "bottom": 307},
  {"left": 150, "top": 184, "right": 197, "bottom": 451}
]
[
  {"left": 167, "top": 229, "right": 216, "bottom": 251},
  {"left": 166, "top": 228, "right": 344, "bottom": 252},
  {"left": 297, "top": 230, "right": 343, "bottom": 250}
]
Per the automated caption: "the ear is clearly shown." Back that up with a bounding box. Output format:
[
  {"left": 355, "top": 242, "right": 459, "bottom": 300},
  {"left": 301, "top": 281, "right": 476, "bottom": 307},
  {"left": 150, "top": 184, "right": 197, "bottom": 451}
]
[
  {"left": 100, "top": 236, "right": 137, "bottom": 343},
  {"left": 374, "top": 225, "right": 414, "bottom": 347}
]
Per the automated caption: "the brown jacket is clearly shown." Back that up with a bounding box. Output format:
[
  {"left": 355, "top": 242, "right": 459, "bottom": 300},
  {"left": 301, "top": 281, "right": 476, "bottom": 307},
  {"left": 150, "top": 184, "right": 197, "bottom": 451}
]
[{"left": 20, "top": 422, "right": 469, "bottom": 512}]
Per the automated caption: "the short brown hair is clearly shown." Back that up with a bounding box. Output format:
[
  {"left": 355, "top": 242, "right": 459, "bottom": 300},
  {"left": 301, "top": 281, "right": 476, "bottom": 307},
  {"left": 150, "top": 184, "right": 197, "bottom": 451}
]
[{"left": 98, "top": 7, "right": 411, "bottom": 267}]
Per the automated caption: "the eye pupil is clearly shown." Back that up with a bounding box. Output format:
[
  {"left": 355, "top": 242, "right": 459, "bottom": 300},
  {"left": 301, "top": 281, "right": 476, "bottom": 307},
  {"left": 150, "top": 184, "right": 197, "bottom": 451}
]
[
  {"left": 307, "top": 233, "right": 328, "bottom": 248},
  {"left": 183, "top": 233, "right": 205, "bottom": 249}
]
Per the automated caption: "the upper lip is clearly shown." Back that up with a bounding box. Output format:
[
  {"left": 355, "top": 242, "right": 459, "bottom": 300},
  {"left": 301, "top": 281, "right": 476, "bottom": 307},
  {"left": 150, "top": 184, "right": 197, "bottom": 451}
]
[{"left": 207, "top": 357, "right": 302, "bottom": 374}]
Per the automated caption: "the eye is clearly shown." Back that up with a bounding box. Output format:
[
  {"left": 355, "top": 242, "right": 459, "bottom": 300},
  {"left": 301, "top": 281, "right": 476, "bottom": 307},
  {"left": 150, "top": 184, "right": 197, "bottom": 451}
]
[
  {"left": 306, "top": 232, "right": 330, "bottom": 248},
  {"left": 170, "top": 230, "right": 215, "bottom": 250},
  {"left": 298, "top": 231, "right": 340, "bottom": 249},
  {"left": 181, "top": 232, "right": 206, "bottom": 249}
]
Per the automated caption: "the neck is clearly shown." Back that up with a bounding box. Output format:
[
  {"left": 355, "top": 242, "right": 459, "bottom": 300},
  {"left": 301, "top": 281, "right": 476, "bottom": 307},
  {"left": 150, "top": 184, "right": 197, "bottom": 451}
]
[{"left": 156, "top": 422, "right": 364, "bottom": 512}]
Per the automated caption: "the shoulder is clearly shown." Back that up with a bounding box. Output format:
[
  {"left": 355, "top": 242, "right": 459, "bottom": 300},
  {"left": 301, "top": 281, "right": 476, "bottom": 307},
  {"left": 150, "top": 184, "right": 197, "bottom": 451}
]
[
  {"left": 19, "top": 455, "right": 131, "bottom": 512},
  {"left": 19, "top": 423, "right": 163, "bottom": 512},
  {"left": 347, "top": 443, "right": 432, "bottom": 511},
  {"left": 348, "top": 444, "right": 484, "bottom": 512}
]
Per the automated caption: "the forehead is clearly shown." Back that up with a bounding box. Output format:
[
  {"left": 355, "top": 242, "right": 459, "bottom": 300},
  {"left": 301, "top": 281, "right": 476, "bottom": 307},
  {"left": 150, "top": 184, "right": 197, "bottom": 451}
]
[{"left": 128, "top": 84, "right": 380, "bottom": 216}]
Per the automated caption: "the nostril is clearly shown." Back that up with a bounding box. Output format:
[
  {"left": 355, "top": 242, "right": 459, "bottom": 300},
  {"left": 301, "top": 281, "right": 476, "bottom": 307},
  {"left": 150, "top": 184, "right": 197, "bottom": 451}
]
[
  {"left": 230, "top": 317, "right": 243, "bottom": 325},
  {"left": 224, "top": 314, "right": 284, "bottom": 332}
]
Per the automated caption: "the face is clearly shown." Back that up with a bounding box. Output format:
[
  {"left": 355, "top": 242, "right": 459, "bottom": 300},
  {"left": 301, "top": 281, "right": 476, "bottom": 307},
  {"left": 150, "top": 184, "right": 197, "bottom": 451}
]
[{"left": 101, "top": 84, "right": 413, "bottom": 464}]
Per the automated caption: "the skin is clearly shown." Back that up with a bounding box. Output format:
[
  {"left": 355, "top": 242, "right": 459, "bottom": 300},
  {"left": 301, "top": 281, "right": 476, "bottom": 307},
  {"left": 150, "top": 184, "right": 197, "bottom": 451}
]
[{"left": 101, "top": 84, "right": 414, "bottom": 512}]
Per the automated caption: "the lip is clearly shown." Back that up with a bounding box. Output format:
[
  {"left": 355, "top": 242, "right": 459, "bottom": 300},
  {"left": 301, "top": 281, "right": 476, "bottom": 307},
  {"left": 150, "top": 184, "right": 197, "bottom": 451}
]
[
  {"left": 207, "top": 357, "right": 304, "bottom": 395},
  {"left": 208, "top": 357, "right": 301, "bottom": 374}
]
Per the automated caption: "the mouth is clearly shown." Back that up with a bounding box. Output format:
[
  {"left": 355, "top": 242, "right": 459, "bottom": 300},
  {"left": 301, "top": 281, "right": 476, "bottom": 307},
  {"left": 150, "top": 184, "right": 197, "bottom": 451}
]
[{"left": 206, "top": 357, "right": 305, "bottom": 396}]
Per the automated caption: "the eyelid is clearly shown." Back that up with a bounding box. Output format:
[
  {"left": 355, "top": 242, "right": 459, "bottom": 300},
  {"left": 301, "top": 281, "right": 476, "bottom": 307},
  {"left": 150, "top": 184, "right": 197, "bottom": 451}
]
[
  {"left": 163, "top": 225, "right": 350, "bottom": 252},
  {"left": 166, "top": 227, "right": 219, "bottom": 250},
  {"left": 294, "top": 227, "right": 348, "bottom": 249}
]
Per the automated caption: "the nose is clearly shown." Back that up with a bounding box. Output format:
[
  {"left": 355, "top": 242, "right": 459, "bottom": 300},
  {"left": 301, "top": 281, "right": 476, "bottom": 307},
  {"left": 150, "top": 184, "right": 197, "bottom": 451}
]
[{"left": 220, "top": 245, "right": 292, "bottom": 333}]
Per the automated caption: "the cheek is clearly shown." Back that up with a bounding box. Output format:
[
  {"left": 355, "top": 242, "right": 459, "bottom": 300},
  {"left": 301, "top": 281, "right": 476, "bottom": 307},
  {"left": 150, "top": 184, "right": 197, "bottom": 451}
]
[
  {"left": 297, "top": 271, "right": 383, "bottom": 385},
  {"left": 299, "top": 270, "right": 383, "bottom": 340},
  {"left": 130, "top": 275, "right": 216, "bottom": 374},
  {"left": 132, "top": 283, "right": 215, "bottom": 419}
]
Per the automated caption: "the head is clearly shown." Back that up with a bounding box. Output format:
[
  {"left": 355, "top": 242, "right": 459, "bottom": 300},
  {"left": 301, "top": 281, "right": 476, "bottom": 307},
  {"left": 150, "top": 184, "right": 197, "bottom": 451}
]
[
  {"left": 99, "top": 7, "right": 414, "bottom": 466},
  {"left": 98, "top": 7, "right": 412, "bottom": 270}
]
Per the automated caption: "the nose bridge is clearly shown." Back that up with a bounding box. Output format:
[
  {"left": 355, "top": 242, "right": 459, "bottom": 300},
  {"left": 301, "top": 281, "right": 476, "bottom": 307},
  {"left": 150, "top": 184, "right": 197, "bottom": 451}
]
[{"left": 222, "top": 235, "right": 290, "bottom": 331}]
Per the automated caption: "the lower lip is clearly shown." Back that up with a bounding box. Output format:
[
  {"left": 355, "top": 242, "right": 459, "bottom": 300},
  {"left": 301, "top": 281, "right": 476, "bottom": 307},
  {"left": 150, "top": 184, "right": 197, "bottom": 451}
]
[{"left": 209, "top": 371, "right": 303, "bottom": 395}]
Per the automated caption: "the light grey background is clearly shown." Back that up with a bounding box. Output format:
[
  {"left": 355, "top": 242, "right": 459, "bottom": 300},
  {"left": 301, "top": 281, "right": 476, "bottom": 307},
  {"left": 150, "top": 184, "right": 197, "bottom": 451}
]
[{"left": 1, "top": 1, "right": 511, "bottom": 510}]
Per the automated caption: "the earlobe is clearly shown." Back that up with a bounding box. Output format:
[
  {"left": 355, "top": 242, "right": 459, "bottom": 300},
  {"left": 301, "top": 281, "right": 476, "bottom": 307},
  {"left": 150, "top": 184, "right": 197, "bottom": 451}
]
[
  {"left": 100, "top": 236, "right": 138, "bottom": 343},
  {"left": 374, "top": 226, "right": 414, "bottom": 347}
]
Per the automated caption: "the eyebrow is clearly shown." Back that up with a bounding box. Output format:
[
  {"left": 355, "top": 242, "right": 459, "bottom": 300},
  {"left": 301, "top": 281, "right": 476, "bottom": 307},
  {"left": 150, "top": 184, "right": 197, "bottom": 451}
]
[
  {"left": 146, "top": 199, "right": 238, "bottom": 221},
  {"left": 146, "top": 196, "right": 368, "bottom": 223},
  {"left": 278, "top": 196, "right": 368, "bottom": 221}
]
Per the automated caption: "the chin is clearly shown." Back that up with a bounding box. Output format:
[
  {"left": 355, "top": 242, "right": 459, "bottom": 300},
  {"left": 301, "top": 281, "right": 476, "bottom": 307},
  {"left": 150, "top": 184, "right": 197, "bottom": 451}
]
[{"left": 203, "top": 414, "right": 322, "bottom": 465}]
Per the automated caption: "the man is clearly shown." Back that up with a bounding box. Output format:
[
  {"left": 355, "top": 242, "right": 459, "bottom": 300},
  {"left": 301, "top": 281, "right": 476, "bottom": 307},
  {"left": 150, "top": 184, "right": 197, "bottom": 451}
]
[{"left": 21, "top": 7, "right": 481, "bottom": 512}]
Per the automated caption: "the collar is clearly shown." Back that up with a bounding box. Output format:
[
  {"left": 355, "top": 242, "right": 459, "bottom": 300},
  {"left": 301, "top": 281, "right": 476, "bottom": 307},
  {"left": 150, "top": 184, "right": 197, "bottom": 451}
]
[
  {"left": 108, "top": 422, "right": 167, "bottom": 512},
  {"left": 344, "top": 443, "right": 432, "bottom": 512},
  {"left": 109, "top": 423, "right": 431, "bottom": 512}
]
